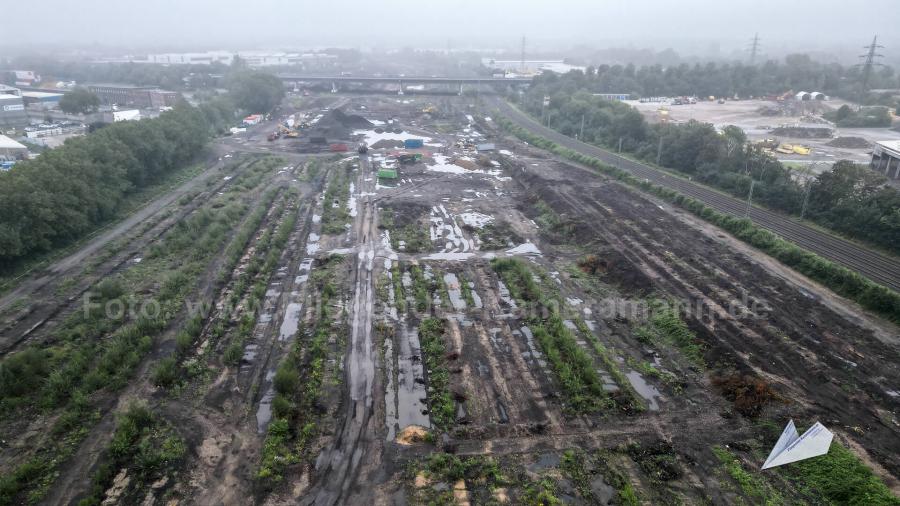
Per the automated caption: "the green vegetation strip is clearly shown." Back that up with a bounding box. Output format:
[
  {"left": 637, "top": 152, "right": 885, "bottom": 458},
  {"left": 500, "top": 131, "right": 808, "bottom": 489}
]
[
  {"left": 76, "top": 403, "right": 186, "bottom": 506},
  {"left": 321, "top": 163, "right": 352, "bottom": 235},
  {"left": 418, "top": 318, "right": 455, "bottom": 431},
  {"left": 497, "top": 117, "right": 900, "bottom": 324},
  {"left": 257, "top": 254, "right": 345, "bottom": 486},
  {"left": 635, "top": 305, "right": 705, "bottom": 367},
  {"left": 779, "top": 443, "right": 900, "bottom": 506},
  {"left": 491, "top": 258, "right": 615, "bottom": 414}
]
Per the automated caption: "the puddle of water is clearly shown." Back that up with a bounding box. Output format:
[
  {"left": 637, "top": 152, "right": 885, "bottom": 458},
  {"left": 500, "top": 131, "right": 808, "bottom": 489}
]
[
  {"left": 496, "top": 400, "right": 509, "bottom": 424},
  {"left": 279, "top": 302, "right": 303, "bottom": 341},
  {"left": 241, "top": 343, "right": 259, "bottom": 363},
  {"left": 383, "top": 336, "right": 398, "bottom": 441},
  {"left": 469, "top": 282, "right": 483, "bottom": 308},
  {"left": 626, "top": 370, "right": 662, "bottom": 411},
  {"left": 386, "top": 324, "right": 431, "bottom": 439},
  {"left": 256, "top": 369, "right": 277, "bottom": 433},
  {"left": 519, "top": 326, "right": 545, "bottom": 367},
  {"left": 443, "top": 272, "right": 466, "bottom": 311},
  {"left": 527, "top": 453, "right": 560, "bottom": 472},
  {"left": 497, "top": 281, "right": 517, "bottom": 309}
]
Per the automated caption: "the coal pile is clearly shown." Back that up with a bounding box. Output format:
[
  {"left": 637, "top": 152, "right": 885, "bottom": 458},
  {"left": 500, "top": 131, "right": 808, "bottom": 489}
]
[{"left": 307, "top": 109, "right": 374, "bottom": 140}]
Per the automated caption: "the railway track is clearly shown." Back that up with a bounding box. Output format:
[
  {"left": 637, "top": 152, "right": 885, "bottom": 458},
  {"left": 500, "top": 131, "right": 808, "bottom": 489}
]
[{"left": 490, "top": 98, "right": 900, "bottom": 293}]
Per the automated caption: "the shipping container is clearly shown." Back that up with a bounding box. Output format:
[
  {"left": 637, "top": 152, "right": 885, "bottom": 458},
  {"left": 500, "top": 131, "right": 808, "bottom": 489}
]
[
  {"left": 403, "top": 138, "right": 424, "bottom": 149},
  {"left": 330, "top": 143, "right": 349, "bottom": 152}
]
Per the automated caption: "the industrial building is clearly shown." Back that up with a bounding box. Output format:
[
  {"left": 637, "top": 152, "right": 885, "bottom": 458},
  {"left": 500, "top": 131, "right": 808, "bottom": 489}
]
[
  {"left": 87, "top": 84, "right": 180, "bottom": 109},
  {"left": 0, "top": 86, "right": 27, "bottom": 127},
  {"left": 139, "top": 51, "right": 338, "bottom": 68},
  {"left": 22, "top": 91, "right": 64, "bottom": 110},
  {"left": 482, "top": 59, "right": 585, "bottom": 75},
  {"left": 871, "top": 140, "right": 900, "bottom": 180}
]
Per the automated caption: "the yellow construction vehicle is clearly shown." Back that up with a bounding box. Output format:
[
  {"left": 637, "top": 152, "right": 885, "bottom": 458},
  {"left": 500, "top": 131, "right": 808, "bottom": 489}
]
[{"left": 775, "top": 144, "right": 795, "bottom": 154}]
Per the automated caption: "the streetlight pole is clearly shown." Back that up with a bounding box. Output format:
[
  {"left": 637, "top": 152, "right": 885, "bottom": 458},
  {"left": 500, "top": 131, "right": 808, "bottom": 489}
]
[{"left": 579, "top": 113, "right": 585, "bottom": 140}]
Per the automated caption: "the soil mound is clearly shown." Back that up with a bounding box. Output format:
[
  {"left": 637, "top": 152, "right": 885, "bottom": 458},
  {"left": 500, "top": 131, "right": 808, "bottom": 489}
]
[
  {"left": 396, "top": 425, "right": 429, "bottom": 445},
  {"left": 826, "top": 137, "right": 871, "bottom": 149},
  {"left": 769, "top": 126, "right": 832, "bottom": 138}
]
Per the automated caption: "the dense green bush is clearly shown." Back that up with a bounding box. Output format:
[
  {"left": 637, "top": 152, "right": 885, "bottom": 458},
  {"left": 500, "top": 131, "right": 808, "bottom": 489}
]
[{"left": 0, "top": 99, "right": 236, "bottom": 268}]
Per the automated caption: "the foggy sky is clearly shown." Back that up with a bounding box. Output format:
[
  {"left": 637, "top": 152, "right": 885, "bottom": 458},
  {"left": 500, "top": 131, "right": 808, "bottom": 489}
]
[{"left": 3, "top": 0, "right": 898, "bottom": 59}]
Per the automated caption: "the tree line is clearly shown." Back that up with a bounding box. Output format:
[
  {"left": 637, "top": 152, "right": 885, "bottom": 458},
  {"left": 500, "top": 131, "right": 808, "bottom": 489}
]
[
  {"left": 0, "top": 97, "right": 235, "bottom": 267},
  {"left": 521, "top": 72, "right": 900, "bottom": 254},
  {"left": 574, "top": 54, "right": 898, "bottom": 105}
]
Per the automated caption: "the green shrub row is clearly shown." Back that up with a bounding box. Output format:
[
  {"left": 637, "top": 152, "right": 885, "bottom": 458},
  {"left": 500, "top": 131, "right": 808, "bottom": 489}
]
[{"left": 418, "top": 318, "right": 456, "bottom": 430}]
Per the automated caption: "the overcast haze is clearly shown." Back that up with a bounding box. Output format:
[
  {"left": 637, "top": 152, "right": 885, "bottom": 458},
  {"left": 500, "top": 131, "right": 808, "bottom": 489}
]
[{"left": 3, "top": 0, "right": 899, "bottom": 61}]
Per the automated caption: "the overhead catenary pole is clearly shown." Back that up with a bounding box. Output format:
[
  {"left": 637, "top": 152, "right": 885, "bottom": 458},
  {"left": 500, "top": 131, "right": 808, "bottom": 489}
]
[
  {"left": 656, "top": 136, "right": 663, "bottom": 165},
  {"left": 745, "top": 179, "right": 756, "bottom": 217}
]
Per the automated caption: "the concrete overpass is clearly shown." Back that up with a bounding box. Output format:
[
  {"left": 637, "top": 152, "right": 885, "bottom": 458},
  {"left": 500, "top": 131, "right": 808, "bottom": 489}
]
[{"left": 277, "top": 74, "right": 532, "bottom": 94}]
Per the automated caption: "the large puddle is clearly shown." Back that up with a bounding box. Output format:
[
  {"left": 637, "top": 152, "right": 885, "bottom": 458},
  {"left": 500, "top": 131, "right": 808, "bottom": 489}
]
[
  {"left": 626, "top": 370, "right": 663, "bottom": 411},
  {"left": 385, "top": 323, "right": 431, "bottom": 440}
]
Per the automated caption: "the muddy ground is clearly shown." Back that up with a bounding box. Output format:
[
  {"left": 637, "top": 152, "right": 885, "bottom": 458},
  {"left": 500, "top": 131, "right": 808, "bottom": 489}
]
[{"left": 1, "top": 94, "right": 897, "bottom": 506}]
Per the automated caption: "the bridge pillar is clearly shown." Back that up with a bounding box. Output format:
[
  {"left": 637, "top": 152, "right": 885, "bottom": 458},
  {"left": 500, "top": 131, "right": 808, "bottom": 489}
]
[
  {"left": 331, "top": 81, "right": 338, "bottom": 93},
  {"left": 458, "top": 82, "right": 463, "bottom": 95}
]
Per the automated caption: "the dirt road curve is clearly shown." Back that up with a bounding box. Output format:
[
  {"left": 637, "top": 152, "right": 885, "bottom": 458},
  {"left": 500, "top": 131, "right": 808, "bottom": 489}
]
[{"left": 490, "top": 98, "right": 900, "bottom": 292}]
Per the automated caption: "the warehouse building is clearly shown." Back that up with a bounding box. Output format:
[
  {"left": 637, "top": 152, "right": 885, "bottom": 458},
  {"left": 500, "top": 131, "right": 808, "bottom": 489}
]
[
  {"left": 87, "top": 84, "right": 180, "bottom": 108},
  {"left": 22, "top": 91, "right": 64, "bottom": 110},
  {"left": 871, "top": 140, "right": 900, "bottom": 180},
  {"left": 0, "top": 90, "right": 27, "bottom": 127}
]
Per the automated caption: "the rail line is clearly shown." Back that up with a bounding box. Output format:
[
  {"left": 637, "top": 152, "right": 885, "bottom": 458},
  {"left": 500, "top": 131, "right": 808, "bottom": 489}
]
[{"left": 490, "top": 98, "right": 900, "bottom": 293}]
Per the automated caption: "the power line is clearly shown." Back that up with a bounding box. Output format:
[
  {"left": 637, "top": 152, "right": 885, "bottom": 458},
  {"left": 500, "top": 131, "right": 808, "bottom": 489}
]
[{"left": 748, "top": 33, "right": 761, "bottom": 64}]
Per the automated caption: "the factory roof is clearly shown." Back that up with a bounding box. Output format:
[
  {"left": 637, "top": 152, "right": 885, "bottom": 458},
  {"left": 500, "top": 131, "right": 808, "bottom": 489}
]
[
  {"left": 21, "top": 91, "right": 64, "bottom": 99},
  {"left": 874, "top": 140, "right": 900, "bottom": 156},
  {"left": 0, "top": 135, "right": 27, "bottom": 150}
]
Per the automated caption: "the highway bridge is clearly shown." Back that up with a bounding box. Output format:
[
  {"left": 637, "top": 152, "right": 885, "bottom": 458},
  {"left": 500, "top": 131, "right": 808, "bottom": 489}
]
[
  {"left": 278, "top": 74, "right": 531, "bottom": 94},
  {"left": 490, "top": 97, "right": 900, "bottom": 293}
]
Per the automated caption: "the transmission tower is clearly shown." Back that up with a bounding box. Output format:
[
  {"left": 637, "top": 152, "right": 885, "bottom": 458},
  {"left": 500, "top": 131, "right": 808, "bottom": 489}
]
[
  {"left": 748, "top": 33, "right": 761, "bottom": 64},
  {"left": 857, "top": 35, "right": 884, "bottom": 102},
  {"left": 520, "top": 36, "right": 526, "bottom": 73}
]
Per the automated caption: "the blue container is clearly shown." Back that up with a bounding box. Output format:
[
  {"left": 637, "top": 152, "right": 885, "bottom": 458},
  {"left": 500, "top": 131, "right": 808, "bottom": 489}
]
[{"left": 404, "top": 138, "right": 424, "bottom": 149}]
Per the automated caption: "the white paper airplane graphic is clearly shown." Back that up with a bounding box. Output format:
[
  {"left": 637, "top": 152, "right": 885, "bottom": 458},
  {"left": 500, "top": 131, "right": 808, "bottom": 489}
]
[{"left": 762, "top": 419, "right": 834, "bottom": 470}]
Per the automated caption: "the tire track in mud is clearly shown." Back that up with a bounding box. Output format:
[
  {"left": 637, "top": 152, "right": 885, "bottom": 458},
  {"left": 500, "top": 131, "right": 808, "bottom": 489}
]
[{"left": 305, "top": 154, "right": 380, "bottom": 506}]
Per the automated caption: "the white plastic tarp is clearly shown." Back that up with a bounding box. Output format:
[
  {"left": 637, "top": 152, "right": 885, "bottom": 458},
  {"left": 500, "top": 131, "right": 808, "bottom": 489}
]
[{"left": 762, "top": 420, "right": 833, "bottom": 470}]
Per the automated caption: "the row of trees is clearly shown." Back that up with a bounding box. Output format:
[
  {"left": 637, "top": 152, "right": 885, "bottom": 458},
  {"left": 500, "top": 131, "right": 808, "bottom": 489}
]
[
  {"left": 522, "top": 73, "right": 900, "bottom": 253},
  {"left": 0, "top": 97, "right": 236, "bottom": 266},
  {"left": 566, "top": 54, "right": 897, "bottom": 104}
]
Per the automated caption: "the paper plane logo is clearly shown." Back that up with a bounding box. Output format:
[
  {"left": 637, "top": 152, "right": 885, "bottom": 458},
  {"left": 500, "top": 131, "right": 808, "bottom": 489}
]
[{"left": 762, "top": 419, "right": 834, "bottom": 470}]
